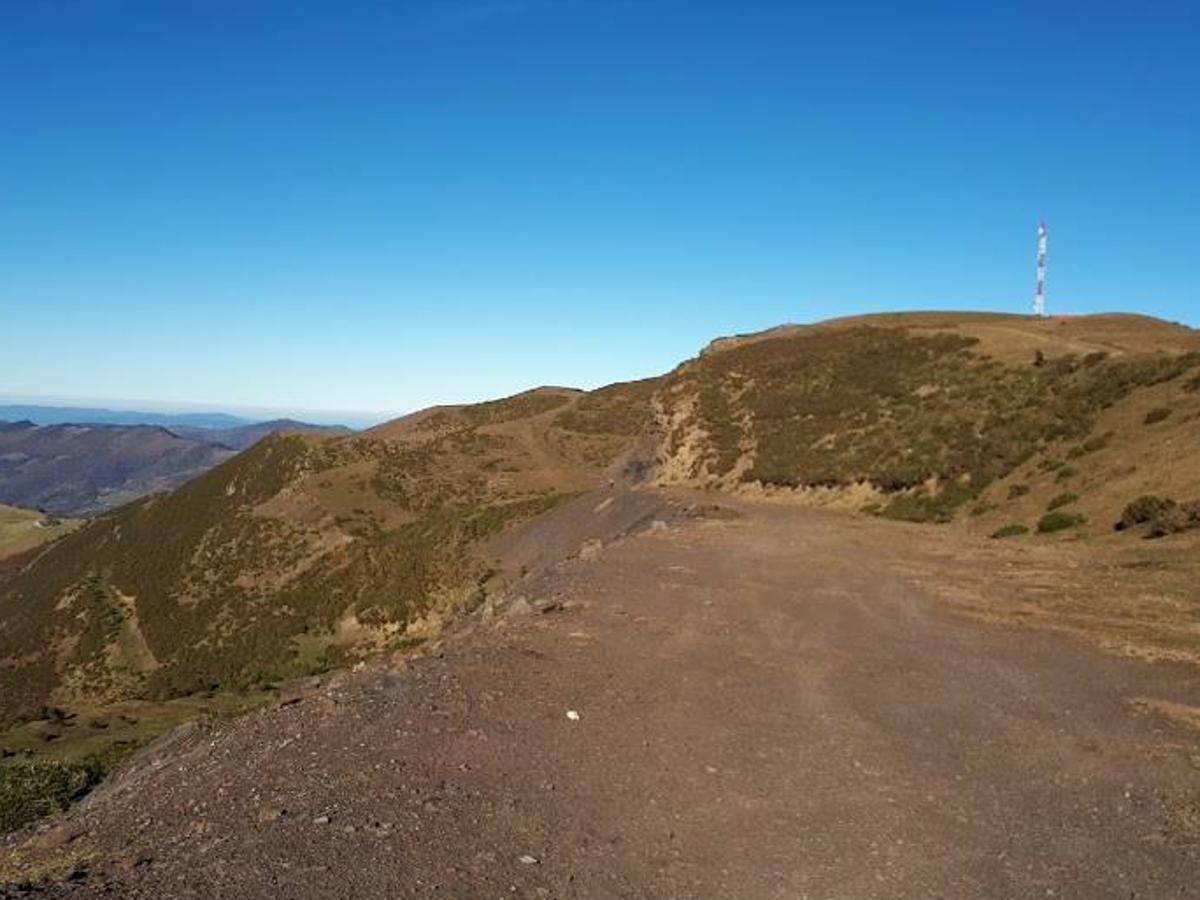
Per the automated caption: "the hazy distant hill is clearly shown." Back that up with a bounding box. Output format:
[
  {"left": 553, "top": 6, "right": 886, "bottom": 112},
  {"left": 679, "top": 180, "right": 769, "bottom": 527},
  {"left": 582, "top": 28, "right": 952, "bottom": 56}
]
[
  {"left": 0, "top": 419, "right": 349, "bottom": 516},
  {"left": 170, "top": 418, "right": 350, "bottom": 450},
  {"left": 0, "top": 421, "right": 236, "bottom": 516},
  {"left": 0, "top": 404, "right": 253, "bottom": 429}
]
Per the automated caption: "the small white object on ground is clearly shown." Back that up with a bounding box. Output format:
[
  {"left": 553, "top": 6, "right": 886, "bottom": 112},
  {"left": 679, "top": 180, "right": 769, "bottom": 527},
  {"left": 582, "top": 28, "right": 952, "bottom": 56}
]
[
  {"left": 566, "top": 710, "right": 580, "bottom": 721},
  {"left": 519, "top": 854, "right": 540, "bottom": 865}
]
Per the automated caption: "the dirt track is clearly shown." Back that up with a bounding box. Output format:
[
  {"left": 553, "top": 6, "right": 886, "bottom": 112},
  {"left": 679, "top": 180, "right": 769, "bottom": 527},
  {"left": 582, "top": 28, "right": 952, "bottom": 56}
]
[{"left": 5, "top": 492, "right": 1200, "bottom": 898}]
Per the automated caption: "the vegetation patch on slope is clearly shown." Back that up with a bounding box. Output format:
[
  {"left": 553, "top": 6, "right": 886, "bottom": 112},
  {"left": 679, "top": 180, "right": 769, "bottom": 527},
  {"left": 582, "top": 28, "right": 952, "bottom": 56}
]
[{"left": 658, "top": 323, "right": 1200, "bottom": 525}]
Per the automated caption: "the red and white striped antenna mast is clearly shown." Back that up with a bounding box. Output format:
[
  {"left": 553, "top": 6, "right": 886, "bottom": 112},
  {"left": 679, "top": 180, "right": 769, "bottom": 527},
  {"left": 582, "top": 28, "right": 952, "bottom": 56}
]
[{"left": 1033, "top": 218, "right": 1048, "bottom": 317}]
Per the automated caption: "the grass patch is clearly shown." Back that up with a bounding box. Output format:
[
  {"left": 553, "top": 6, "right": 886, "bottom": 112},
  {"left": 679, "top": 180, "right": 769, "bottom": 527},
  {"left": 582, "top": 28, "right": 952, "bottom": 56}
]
[
  {"left": 1047, "top": 492, "right": 1079, "bottom": 511},
  {"left": 1037, "top": 511, "right": 1087, "bottom": 533},
  {"left": 0, "top": 740, "right": 145, "bottom": 835},
  {"left": 880, "top": 483, "right": 976, "bottom": 524},
  {"left": 0, "top": 505, "right": 79, "bottom": 560},
  {"left": 991, "top": 523, "right": 1029, "bottom": 539}
]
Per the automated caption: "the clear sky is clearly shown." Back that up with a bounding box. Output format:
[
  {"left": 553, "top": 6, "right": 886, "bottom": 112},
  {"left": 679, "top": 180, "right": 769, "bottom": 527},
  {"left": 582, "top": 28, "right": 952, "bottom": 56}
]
[{"left": 2, "top": 1, "right": 1196, "bottom": 425}]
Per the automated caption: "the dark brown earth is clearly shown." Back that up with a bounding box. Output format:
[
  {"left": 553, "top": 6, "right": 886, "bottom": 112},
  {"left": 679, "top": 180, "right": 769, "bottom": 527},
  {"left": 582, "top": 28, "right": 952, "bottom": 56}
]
[{"left": 5, "top": 490, "right": 1200, "bottom": 898}]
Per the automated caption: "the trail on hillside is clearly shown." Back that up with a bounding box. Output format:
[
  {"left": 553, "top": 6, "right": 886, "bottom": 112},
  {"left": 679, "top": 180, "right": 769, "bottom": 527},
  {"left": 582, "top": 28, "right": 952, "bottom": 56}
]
[{"left": 4, "top": 492, "right": 1200, "bottom": 898}]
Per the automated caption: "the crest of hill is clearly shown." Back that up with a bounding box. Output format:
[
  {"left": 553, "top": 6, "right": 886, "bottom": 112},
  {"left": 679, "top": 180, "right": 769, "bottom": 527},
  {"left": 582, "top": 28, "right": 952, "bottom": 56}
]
[
  {"left": 665, "top": 311, "right": 1200, "bottom": 530},
  {"left": 703, "top": 312, "right": 1200, "bottom": 365}
]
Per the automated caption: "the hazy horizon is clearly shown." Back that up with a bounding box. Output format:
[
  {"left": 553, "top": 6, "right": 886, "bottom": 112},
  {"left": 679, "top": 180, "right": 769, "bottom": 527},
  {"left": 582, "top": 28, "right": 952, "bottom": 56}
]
[{"left": 0, "top": 393, "right": 383, "bottom": 429}]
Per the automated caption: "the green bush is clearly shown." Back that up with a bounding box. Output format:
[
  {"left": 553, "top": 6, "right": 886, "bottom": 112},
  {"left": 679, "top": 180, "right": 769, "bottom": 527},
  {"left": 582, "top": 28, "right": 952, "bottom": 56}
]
[
  {"left": 1047, "top": 492, "right": 1079, "bottom": 511},
  {"left": 1147, "top": 500, "right": 1200, "bottom": 538},
  {"left": 1054, "top": 465, "right": 1078, "bottom": 483},
  {"left": 1037, "top": 511, "right": 1087, "bottom": 533},
  {"left": 1067, "top": 432, "right": 1112, "bottom": 459},
  {"left": 1117, "top": 495, "right": 1176, "bottom": 531},
  {"left": 0, "top": 743, "right": 140, "bottom": 836},
  {"left": 1143, "top": 407, "right": 1173, "bottom": 424},
  {"left": 880, "top": 482, "right": 976, "bottom": 524},
  {"left": 0, "top": 762, "right": 93, "bottom": 834},
  {"left": 991, "top": 524, "right": 1029, "bottom": 539}
]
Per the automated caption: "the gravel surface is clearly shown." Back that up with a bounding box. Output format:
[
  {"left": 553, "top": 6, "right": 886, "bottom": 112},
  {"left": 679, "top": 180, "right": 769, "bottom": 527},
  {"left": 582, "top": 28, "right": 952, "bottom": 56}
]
[{"left": 4, "top": 493, "right": 1200, "bottom": 898}]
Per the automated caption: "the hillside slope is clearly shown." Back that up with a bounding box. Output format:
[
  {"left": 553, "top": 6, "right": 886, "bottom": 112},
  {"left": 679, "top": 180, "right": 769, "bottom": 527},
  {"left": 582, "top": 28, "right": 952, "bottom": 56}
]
[
  {"left": 657, "top": 312, "right": 1200, "bottom": 530},
  {"left": 0, "top": 384, "right": 657, "bottom": 725},
  {"left": 3, "top": 312, "right": 1199, "bottom": 731}
]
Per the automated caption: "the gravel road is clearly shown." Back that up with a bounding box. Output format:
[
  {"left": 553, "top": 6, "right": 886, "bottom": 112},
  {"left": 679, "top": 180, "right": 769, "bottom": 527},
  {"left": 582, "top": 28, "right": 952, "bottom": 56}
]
[{"left": 4, "top": 493, "right": 1200, "bottom": 898}]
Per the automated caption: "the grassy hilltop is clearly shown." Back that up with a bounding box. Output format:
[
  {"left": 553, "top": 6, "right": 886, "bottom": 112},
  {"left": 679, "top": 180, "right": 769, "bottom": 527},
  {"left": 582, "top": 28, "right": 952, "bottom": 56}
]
[{"left": 658, "top": 312, "right": 1200, "bottom": 531}]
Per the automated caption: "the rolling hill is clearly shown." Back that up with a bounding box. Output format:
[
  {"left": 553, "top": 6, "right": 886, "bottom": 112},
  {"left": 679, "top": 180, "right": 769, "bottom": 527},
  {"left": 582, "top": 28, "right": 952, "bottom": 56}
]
[
  {"left": 0, "top": 419, "right": 349, "bottom": 516},
  {"left": 2, "top": 312, "right": 1199, "bottom": 733}
]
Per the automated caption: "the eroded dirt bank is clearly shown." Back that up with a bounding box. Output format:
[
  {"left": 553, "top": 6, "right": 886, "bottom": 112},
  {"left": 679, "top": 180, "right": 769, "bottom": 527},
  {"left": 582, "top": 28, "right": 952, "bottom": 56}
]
[{"left": 4, "top": 492, "right": 1200, "bottom": 898}]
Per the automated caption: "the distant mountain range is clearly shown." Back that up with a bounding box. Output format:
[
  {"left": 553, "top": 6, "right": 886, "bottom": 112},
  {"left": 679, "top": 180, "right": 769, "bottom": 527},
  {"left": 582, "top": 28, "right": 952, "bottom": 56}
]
[
  {"left": 0, "top": 404, "right": 257, "bottom": 429},
  {"left": 0, "top": 417, "right": 350, "bottom": 516},
  {"left": 169, "top": 418, "right": 350, "bottom": 451}
]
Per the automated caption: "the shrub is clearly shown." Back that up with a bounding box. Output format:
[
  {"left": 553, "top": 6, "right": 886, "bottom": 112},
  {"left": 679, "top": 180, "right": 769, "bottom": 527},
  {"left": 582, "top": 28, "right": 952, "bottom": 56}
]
[
  {"left": 1047, "top": 492, "right": 1079, "bottom": 511},
  {"left": 0, "top": 735, "right": 150, "bottom": 836},
  {"left": 1054, "top": 466, "right": 1078, "bottom": 483},
  {"left": 1117, "top": 495, "right": 1176, "bottom": 531},
  {"left": 1037, "top": 511, "right": 1087, "bottom": 533},
  {"left": 991, "top": 524, "right": 1029, "bottom": 539},
  {"left": 1069, "top": 433, "right": 1111, "bottom": 458},
  {"left": 1143, "top": 407, "right": 1173, "bottom": 425},
  {"left": 1185, "top": 374, "right": 1200, "bottom": 393},
  {"left": 1146, "top": 500, "right": 1200, "bottom": 538},
  {"left": 1007, "top": 484, "right": 1030, "bottom": 500},
  {"left": 880, "top": 482, "right": 976, "bottom": 524}
]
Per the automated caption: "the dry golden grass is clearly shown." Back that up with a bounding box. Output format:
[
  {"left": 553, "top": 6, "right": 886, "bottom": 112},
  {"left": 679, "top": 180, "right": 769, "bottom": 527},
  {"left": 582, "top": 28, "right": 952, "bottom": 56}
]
[{"left": 891, "top": 523, "right": 1200, "bottom": 668}]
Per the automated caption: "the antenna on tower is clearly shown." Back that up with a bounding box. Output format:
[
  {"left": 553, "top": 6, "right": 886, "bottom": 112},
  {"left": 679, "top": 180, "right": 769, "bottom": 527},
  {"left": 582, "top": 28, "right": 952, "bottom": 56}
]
[{"left": 1033, "top": 218, "right": 1048, "bottom": 318}]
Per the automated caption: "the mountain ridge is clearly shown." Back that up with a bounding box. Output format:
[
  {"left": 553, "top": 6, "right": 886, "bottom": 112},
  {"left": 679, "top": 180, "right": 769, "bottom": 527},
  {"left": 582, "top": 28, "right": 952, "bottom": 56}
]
[{"left": 2, "top": 310, "right": 1199, "bottom": 732}]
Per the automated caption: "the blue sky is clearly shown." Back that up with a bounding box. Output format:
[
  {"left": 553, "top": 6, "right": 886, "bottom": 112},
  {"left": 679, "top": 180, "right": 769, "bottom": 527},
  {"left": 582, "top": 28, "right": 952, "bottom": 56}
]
[{"left": 1, "top": 1, "right": 1196, "bottom": 425}]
